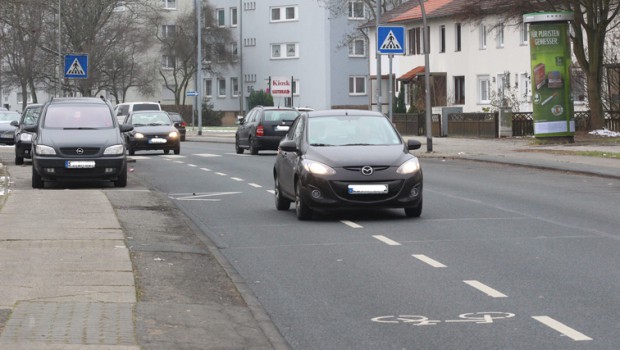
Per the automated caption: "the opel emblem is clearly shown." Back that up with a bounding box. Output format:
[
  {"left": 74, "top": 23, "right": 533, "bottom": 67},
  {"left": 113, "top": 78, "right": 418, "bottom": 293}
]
[
  {"left": 76, "top": 148, "right": 84, "bottom": 155},
  {"left": 361, "top": 166, "right": 374, "bottom": 176}
]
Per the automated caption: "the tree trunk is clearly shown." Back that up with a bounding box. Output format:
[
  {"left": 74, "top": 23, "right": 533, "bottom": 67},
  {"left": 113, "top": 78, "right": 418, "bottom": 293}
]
[{"left": 587, "top": 73, "right": 605, "bottom": 129}]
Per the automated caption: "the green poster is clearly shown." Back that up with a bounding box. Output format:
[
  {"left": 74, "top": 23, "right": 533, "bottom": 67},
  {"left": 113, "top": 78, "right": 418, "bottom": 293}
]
[{"left": 529, "top": 21, "right": 574, "bottom": 137}]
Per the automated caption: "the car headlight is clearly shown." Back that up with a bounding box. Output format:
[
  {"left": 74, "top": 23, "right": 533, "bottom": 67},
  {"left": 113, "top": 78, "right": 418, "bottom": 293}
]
[
  {"left": 35, "top": 144, "right": 56, "bottom": 155},
  {"left": 19, "top": 133, "right": 33, "bottom": 142},
  {"left": 168, "top": 131, "right": 179, "bottom": 138},
  {"left": 104, "top": 144, "right": 125, "bottom": 155},
  {"left": 396, "top": 158, "right": 421, "bottom": 174},
  {"left": 302, "top": 159, "right": 336, "bottom": 175},
  {"left": 134, "top": 132, "right": 144, "bottom": 139}
]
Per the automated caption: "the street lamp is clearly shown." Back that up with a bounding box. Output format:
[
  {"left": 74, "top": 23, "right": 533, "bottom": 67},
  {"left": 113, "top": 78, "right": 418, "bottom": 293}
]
[
  {"left": 195, "top": 0, "right": 203, "bottom": 135},
  {"left": 57, "top": 0, "right": 62, "bottom": 97}
]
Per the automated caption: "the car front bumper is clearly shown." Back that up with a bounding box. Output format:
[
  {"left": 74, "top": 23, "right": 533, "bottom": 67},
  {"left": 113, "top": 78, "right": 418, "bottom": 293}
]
[
  {"left": 33, "top": 156, "right": 127, "bottom": 181},
  {"left": 128, "top": 137, "right": 180, "bottom": 151}
]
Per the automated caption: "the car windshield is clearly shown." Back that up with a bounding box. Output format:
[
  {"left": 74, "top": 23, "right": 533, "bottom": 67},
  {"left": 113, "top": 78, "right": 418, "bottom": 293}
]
[
  {"left": 22, "top": 106, "right": 42, "bottom": 125},
  {"left": 130, "top": 112, "right": 172, "bottom": 126},
  {"left": 0, "top": 112, "right": 20, "bottom": 123},
  {"left": 43, "top": 105, "right": 114, "bottom": 129},
  {"left": 264, "top": 110, "right": 299, "bottom": 122},
  {"left": 308, "top": 115, "right": 402, "bottom": 146}
]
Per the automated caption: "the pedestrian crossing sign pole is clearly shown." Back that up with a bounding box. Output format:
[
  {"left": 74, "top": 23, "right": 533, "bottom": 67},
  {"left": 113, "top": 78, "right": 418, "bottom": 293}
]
[
  {"left": 377, "top": 26, "right": 405, "bottom": 121},
  {"left": 64, "top": 54, "right": 88, "bottom": 79}
]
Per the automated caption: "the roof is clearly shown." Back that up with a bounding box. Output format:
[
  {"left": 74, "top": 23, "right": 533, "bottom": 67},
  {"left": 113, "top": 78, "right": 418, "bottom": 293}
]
[
  {"left": 398, "top": 66, "right": 425, "bottom": 81},
  {"left": 364, "top": 0, "right": 470, "bottom": 27},
  {"left": 307, "top": 110, "right": 384, "bottom": 118}
]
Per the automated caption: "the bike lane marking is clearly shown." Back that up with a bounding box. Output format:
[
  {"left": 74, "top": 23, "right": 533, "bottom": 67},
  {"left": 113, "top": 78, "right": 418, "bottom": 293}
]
[
  {"left": 532, "top": 316, "right": 592, "bottom": 341},
  {"left": 412, "top": 254, "right": 447, "bottom": 268},
  {"left": 463, "top": 280, "right": 508, "bottom": 298},
  {"left": 372, "top": 235, "right": 401, "bottom": 246}
]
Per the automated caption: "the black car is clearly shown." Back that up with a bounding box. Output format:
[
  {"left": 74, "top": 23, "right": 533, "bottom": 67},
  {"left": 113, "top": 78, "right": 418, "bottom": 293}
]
[
  {"left": 235, "top": 106, "right": 300, "bottom": 155},
  {"left": 0, "top": 111, "right": 20, "bottom": 145},
  {"left": 123, "top": 110, "right": 181, "bottom": 155},
  {"left": 273, "top": 110, "right": 423, "bottom": 220},
  {"left": 26, "top": 97, "right": 134, "bottom": 188},
  {"left": 167, "top": 111, "right": 187, "bottom": 141},
  {"left": 12, "top": 103, "right": 43, "bottom": 165}
]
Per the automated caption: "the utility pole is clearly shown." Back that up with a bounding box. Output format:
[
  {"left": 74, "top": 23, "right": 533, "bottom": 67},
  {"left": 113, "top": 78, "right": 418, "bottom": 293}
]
[
  {"left": 420, "top": 0, "right": 432, "bottom": 152},
  {"left": 58, "top": 0, "right": 62, "bottom": 97},
  {"left": 375, "top": 0, "right": 381, "bottom": 113},
  {"left": 195, "top": 0, "right": 203, "bottom": 135},
  {"left": 238, "top": 0, "right": 244, "bottom": 116}
]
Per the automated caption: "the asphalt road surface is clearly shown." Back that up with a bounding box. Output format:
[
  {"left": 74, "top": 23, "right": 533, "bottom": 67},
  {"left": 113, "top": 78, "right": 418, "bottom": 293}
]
[{"left": 126, "top": 141, "right": 620, "bottom": 350}]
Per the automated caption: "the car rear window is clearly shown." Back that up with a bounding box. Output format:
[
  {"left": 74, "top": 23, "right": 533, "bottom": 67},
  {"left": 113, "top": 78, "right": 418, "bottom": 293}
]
[
  {"left": 133, "top": 104, "right": 160, "bottom": 112},
  {"left": 43, "top": 105, "right": 115, "bottom": 128},
  {"left": 263, "top": 110, "right": 299, "bottom": 122}
]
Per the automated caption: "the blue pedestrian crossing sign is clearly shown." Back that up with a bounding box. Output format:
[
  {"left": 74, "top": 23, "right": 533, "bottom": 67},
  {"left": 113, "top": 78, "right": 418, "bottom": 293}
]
[
  {"left": 377, "top": 26, "right": 405, "bottom": 55},
  {"left": 64, "top": 54, "right": 88, "bottom": 79}
]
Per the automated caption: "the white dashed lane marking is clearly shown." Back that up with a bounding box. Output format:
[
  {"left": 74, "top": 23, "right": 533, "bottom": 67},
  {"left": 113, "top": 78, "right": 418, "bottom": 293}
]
[
  {"left": 248, "top": 183, "right": 262, "bottom": 188},
  {"left": 532, "top": 316, "right": 592, "bottom": 341},
  {"left": 463, "top": 280, "right": 508, "bottom": 298},
  {"left": 341, "top": 220, "right": 363, "bottom": 228},
  {"left": 372, "top": 235, "right": 401, "bottom": 246},
  {"left": 412, "top": 254, "right": 447, "bottom": 268}
]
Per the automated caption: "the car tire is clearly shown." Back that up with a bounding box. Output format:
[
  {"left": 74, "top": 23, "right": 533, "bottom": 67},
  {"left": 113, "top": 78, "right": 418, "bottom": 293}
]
[
  {"left": 174, "top": 146, "right": 180, "bottom": 155},
  {"left": 249, "top": 137, "right": 259, "bottom": 155},
  {"left": 114, "top": 166, "right": 127, "bottom": 187},
  {"left": 127, "top": 144, "right": 135, "bottom": 155},
  {"left": 235, "top": 137, "right": 244, "bottom": 154},
  {"left": 32, "top": 166, "right": 43, "bottom": 189},
  {"left": 164, "top": 149, "right": 170, "bottom": 154},
  {"left": 274, "top": 175, "right": 291, "bottom": 210},
  {"left": 295, "top": 179, "right": 313, "bottom": 220},
  {"left": 404, "top": 198, "right": 422, "bottom": 218},
  {"left": 15, "top": 155, "right": 24, "bottom": 165}
]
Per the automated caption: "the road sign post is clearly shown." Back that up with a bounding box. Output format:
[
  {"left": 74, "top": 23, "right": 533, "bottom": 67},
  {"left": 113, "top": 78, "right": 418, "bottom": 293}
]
[{"left": 377, "top": 26, "right": 405, "bottom": 121}]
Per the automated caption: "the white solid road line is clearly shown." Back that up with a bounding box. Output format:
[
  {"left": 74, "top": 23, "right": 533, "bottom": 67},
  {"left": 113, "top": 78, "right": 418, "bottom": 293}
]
[
  {"left": 412, "top": 254, "right": 447, "bottom": 268},
  {"left": 372, "top": 235, "right": 401, "bottom": 246},
  {"left": 463, "top": 280, "right": 508, "bottom": 298},
  {"left": 341, "top": 220, "right": 362, "bottom": 228},
  {"left": 532, "top": 316, "right": 592, "bottom": 341}
]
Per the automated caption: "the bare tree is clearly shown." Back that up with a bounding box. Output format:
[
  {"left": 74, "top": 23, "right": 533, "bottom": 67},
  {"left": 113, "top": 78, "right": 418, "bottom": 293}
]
[{"left": 455, "top": 0, "right": 620, "bottom": 130}]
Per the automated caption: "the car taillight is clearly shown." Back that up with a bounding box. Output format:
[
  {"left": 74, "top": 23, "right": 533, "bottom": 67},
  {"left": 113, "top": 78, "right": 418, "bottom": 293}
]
[
  {"left": 256, "top": 125, "right": 264, "bottom": 136},
  {"left": 181, "top": 121, "right": 187, "bottom": 127}
]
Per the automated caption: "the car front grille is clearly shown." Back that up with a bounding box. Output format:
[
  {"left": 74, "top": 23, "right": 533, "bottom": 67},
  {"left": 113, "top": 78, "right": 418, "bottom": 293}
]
[{"left": 59, "top": 147, "right": 100, "bottom": 156}]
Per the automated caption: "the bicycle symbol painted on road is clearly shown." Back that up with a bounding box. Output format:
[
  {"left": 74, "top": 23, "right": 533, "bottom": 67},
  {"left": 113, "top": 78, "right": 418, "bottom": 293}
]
[{"left": 371, "top": 312, "right": 515, "bottom": 326}]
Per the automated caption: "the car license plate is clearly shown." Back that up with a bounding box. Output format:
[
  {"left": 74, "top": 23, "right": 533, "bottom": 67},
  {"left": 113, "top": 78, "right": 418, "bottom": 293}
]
[
  {"left": 149, "top": 138, "right": 167, "bottom": 144},
  {"left": 275, "top": 125, "right": 289, "bottom": 132},
  {"left": 65, "top": 160, "right": 95, "bottom": 169},
  {"left": 348, "top": 184, "right": 388, "bottom": 194}
]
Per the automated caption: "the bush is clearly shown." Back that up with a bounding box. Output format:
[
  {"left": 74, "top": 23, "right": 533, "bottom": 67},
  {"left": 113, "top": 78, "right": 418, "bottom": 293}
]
[{"left": 248, "top": 90, "right": 274, "bottom": 110}]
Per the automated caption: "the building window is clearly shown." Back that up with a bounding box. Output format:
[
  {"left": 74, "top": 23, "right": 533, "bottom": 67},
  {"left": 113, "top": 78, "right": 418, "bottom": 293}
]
[
  {"left": 349, "top": 38, "right": 366, "bottom": 57},
  {"left": 218, "top": 79, "right": 226, "bottom": 97},
  {"left": 479, "top": 24, "right": 487, "bottom": 50},
  {"left": 231, "top": 42, "right": 238, "bottom": 58},
  {"left": 519, "top": 73, "right": 531, "bottom": 100},
  {"left": 454, "top": 76, "right": 465, "bottom": 105},
  {"left": 230, "top": 7, "right": 238, "bottom": 27},
  {"left": 478, "top": 75, "right": 491, "bottom": 103},
  {"left": 439, "top": 25, "right": 446, "bottom": 53},
  {"left": 349, "top": 1, "right": 365, "bottom": 19},
  {"left": 161, "top": 0, "right": 176, "bottom": 10},
  {"left": 349, "top": 76, "right": 366, "bottom": 95},
  {"left": 271, "top": 6, "right": 298, "bottom": 22},
  {"left": 205, "top": 79, "right": 213, "bottom": 97},
  {"left": 408, "top": 27, "right": 421, "bottom": 55},
  {"left": 521, "top": 22, "right": 529, "bottom": 45},
  {"left": 284, "top": 80, "right": 300, "bottom": 107},
  {"left": 161, "top": 55, "right": 175, "bottom": 69},
  {"left": 161, "top": 25, "right": 175, "bottom": 39},
  {"left": 231, "top": 77, "right": 239, "bottom": 97},
  {"left": 17, "top": 92, "right": 33, "bottom": 104},
  {"left": 455, "top": 23, "right": 462, "bottom": 52},
  {"left": 497, "top": 23, "right": 504, "bottom": 48},
  {"left": 271, "top": 43, "right": 299, "bottom": 59},
  {"left": 217, "top": 8, "right": 225, "bottom": 27}
]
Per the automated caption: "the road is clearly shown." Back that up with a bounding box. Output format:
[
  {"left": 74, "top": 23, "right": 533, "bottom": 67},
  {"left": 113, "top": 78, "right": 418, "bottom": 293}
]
[{"left": 128, "top": 141, "right": 620, "bottom": 349}]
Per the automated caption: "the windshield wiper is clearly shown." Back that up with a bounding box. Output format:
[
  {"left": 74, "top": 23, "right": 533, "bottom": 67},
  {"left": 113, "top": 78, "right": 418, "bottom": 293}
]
[{"left": 342, "top": 143, "right": 373, "bottom": 146}]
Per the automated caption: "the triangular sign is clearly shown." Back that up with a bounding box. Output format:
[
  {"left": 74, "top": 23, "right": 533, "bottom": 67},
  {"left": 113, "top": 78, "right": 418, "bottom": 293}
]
[
  {"left": 380, "top": 31, "right": 402, "bottom": 50},
  {"left": 66, "top": 58, "right": 85, "bottom": 75}
]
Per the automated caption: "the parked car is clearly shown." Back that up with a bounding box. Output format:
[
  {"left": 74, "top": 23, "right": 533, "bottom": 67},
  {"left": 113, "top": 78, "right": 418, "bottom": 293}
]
[
  {"left": 114, "top": 101, "right": 161, "bottom": 124},
  {"left": 0, "top": 111, "right": 21, "bottom": 145},
  {"left": 235, "top": 106, "right": 300, "bottom": 155},
  {"left": 11, "top": 103, "right": 43, "bottom": 164},
  {"left": 167, "top": 111, "right": 187, "bottom": 141},
  {"left": 123, "top": 110, "right": 180, "bottom": 155},
  {"left": 25, "top": 97, "right": 133, "bottom": 188},
  {"left": 273, "top": 110, "right": 423, "bottom": 220}
]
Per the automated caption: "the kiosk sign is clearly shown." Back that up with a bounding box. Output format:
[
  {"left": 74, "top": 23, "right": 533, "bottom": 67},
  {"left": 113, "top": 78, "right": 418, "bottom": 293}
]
[
  {"left": 270, "top": 76, "right": 292, "bottom": 97},
  {"left": 524, "top": 12, "right": 575, "bottom": 138}
]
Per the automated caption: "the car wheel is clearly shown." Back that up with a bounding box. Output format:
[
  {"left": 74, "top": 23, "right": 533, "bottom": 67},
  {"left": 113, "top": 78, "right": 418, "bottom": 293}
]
[
  {"left": 164, "top": 149, "right": 170, "bottom": 154},
  {"left": 15, "top": 155, "right": 24, "bottom": 165},
  {"left": 235, "top": 137, "right": 244, "bottom": 154},
  {"left": 249, "top": 137, "right": 259, "bottom": 155},
  {"left": 295, "top": 179, "right": 313, "bottom": 220},
  {"left": 404, "top": 198, "right": 422, "bottom": 218},
  {"left": 127, "top": 144, "right": 135, "bottom": 155},
  {"left": 32, "top": 166, "right": 44, "bottom": 189},
  {"left": 174, "top": 146, "right": 180, "bottom": 155},
  {"left": 114, "top": 166, "right": 127, "bottom": 187},
  {"left": 274, "top": 175, "right": 291, "bottom": 210}
]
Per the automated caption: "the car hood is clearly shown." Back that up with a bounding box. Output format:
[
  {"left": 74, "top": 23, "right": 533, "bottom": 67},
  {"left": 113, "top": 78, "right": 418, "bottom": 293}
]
[
  {"left": 0, "top": 122, "right": 17, "bottom": 132},
  {"left": 131, "top": 125, "right": 177, "bottom": 134},
  {"left": 39, "top": 128, "right": 122, "bottom": 147},
  {"left": 306, "top": 145, "right": 413, "bottom": 167}
]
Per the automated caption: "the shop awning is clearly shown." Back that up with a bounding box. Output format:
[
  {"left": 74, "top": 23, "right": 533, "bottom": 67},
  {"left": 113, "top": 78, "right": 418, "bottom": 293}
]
[{"left": 398, "top": 66, "right": 425, "bottom": 82}]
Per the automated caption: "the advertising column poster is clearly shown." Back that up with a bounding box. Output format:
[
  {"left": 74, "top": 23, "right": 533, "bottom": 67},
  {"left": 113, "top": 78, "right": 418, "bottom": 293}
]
[{"left": 524, "top": 12, "right": 575, "bottom": 138}]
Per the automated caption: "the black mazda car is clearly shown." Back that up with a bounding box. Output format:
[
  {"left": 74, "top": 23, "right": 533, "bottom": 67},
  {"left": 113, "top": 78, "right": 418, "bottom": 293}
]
[{"left": 273, "top": 110, "right": 423, "bottom": 220}]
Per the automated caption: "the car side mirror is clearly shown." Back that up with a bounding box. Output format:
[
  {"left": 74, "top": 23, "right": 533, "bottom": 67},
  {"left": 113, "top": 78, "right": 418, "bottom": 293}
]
[
  {"left": 279, "top": 139, "right": 298, "bottom": 153},
  {"left": 23, "top": 125, "right": 38, "bottom": 133},
  {"left": 407, "top": 139, "right": 422, "bottom": 151},
  {"left": 119, "top": 124, "right": 134, "bottom": 132},
  {"left": 236, "top": 115, "right": 244, "bottom": 125},
  {"left": 10, "top": 120, "right": 19, "bottom": 127}
]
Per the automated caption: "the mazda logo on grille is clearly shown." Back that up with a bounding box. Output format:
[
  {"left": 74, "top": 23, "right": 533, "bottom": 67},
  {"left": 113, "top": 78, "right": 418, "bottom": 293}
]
[
  {"left": 361, "top": 166, "right": 374, "bottom": 176},
  {"left": 76, "top": 148, "right": 84, "bottom": 155}
]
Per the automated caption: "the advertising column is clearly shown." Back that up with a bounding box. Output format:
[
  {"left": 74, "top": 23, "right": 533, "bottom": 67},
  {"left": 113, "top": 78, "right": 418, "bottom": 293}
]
[{"left": 523, "top": 12, "right": 575, "bottom": 140}]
